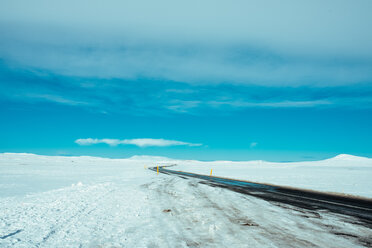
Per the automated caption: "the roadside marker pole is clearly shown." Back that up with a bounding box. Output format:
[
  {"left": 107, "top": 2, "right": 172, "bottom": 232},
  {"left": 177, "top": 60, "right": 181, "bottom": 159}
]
[
  {"left": 157, "top": 166, "right": 159, "bottom": 175},
  {"left": 210, "top": 169, "right": 213, "bottom": 176}
]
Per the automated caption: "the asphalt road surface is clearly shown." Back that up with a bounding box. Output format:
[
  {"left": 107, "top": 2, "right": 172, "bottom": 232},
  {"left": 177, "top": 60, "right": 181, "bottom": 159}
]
[{"left": 150, "top": 166, "right": 372, "bottom": 228}]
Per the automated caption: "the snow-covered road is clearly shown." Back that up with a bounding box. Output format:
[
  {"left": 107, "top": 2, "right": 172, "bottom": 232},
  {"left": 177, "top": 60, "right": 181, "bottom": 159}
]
[{"left": 1, "top": 153, "right": 371, "bottom": 247}]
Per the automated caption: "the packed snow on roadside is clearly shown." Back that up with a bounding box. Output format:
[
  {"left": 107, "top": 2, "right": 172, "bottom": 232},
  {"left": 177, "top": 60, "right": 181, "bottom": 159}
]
[
  {"left": 174, "top": 154, "right": 372, "bottom": 198},
  {"left": 0, "top": 153, "right": 371, "bottom": 247}
]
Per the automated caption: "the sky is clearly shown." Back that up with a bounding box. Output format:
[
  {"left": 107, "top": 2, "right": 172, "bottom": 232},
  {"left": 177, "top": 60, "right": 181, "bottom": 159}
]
[{"left": 1, "top": 0, "right": 372, "bottom": 161}]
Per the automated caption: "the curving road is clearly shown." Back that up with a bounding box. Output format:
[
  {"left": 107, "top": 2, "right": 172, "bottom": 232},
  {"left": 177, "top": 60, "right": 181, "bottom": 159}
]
[{"left": 151, "top": 166, "right": 372, "bottom": 228}]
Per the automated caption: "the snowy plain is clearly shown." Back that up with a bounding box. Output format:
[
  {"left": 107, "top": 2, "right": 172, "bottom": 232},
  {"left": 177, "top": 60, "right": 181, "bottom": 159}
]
[{"left": 0, "top": 153, "right": 371, "bottom": 247}]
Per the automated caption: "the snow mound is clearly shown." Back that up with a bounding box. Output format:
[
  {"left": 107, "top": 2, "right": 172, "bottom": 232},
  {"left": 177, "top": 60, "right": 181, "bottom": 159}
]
[{"left": 329, "top": 154, "right": 371, "bottom": 161}]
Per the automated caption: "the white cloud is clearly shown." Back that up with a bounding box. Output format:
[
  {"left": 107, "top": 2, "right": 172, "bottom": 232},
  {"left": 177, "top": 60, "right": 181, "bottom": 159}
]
[
  {"left": 23, "top": 94, "right": 89, "bottom": 106},
  {"left": 1, "top": 0, "right": 372, "bottom": 86},
  {"left": 75, "top": 138, "right": 202, "bottom": 148},
  {"left": 1, "top": 0, "right": 371, "bottom": 58},
  {"left": 208, "top": 100, "right": 332, "bottom": 108}
]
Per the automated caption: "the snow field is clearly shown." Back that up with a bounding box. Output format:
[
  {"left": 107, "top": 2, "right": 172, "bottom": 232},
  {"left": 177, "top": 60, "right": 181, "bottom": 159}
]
[{"left": 0, "top": 153, "right": 371, "bottom": 247}]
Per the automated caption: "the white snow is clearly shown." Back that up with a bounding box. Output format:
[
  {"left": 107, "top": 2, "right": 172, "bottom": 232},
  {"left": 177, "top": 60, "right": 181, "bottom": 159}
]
[{"left": 0, "top": 153, "right": 371, "bottom": 247}]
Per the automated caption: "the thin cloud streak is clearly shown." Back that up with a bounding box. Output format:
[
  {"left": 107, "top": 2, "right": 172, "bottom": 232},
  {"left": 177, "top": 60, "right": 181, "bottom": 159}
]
[
  {"left": 1, "top": 65, "right": 372, "bottom": 115},
  {"left": 23, "top": 94, "right": 89, "bottom": 106},
  {"left": 75, "top": 138, "right": 202, "bottom": 148},
  {"left": 207, "top": 100, "right": 332, "bottom": 108}
]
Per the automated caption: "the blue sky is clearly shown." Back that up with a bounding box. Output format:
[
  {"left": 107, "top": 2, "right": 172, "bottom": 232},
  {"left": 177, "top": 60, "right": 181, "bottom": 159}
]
[{"left": 1, "top": 0, "right": 372, "bottom": 161}]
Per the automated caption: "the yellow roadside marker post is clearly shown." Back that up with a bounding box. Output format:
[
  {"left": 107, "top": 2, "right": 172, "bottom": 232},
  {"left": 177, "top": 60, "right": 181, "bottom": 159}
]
[
  {"left": 157, "top": 166, "right": 159, "bottom": 175},
  {"left": 210, "top": 169, "right": 213, "bottom": 176}
]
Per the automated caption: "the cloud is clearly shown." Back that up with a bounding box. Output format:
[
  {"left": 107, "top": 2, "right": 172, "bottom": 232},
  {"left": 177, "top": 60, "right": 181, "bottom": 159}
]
[
  {"left": 250, "top": 142, "right": 258, "bottom": 148},
  {"left": 1, "top": 37, "right": 371, "bottom": 87},
  {"left": 207, "top": 100, "right": 332, "bottom": 108},
  {"left": 0, "top": 0, "right": 372, "bottom": 86},
  {"left": 1, "top": 64, "right": 372, "bottom": 115},
  {"left": 1, "top": 0, "right": 372, "bottom": 115},
  {"left": 23, "top": 93, "right": 89, "bottom": 106},
  {"left": 75, "top": 138, "right": 120, "bottom": 146},
  {"left": 75, "top": 138, "right": 202, "bottom": 148}
]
